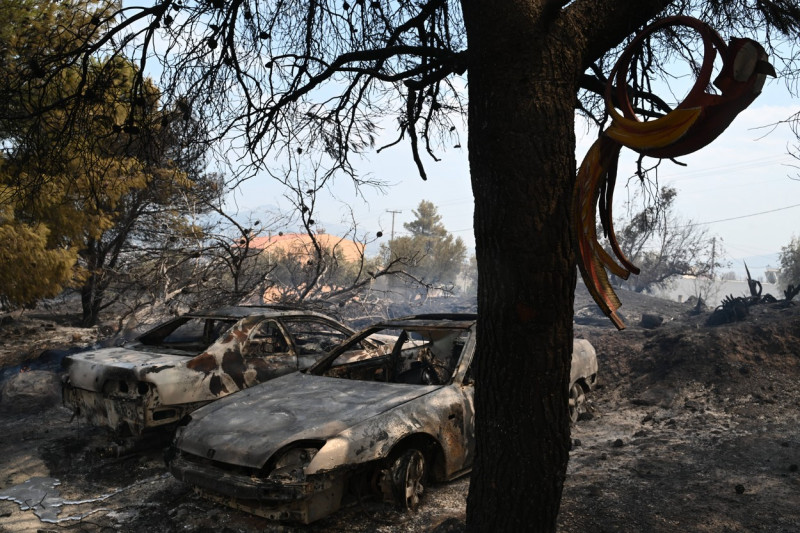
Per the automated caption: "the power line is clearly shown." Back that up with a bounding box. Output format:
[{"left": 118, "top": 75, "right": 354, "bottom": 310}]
[
  {"left": 685, "top": 176, "right": 789, "bottom": 195},
  {"left": 451, "top": 201, "right": 799, "bottom": 233},
  {"left": 663, "top": 154, "right": 794, "bottom": 182},
  {"left": 682, "top": 202, "right": 800, "bottom": 227}
]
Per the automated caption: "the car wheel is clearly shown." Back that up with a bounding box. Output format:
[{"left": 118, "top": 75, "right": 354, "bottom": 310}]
[
  {"left": 569, "top": 382, "right": 586, "bottom": 424},
  {"left": 390, "top": 448, "right": 426, "bottom": 511}
]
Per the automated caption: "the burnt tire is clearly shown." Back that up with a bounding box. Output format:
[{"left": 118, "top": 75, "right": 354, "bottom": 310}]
[
  {"left": 569, "top": 382, "right": 586, "bottom": 424},
  {"left": 390, "top": 448, "right": 426, "bottom": 511}
]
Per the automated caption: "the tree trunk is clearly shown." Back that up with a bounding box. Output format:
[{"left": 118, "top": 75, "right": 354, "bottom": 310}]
[
  {"left": 80, "top": 240, "right": 104, "bottom": 327},
  {"left": 80, "top": 273, "right": 103, "bottom": 327},
  {"left": 463, "top": 4, "right": 580, "bottom": 531}
]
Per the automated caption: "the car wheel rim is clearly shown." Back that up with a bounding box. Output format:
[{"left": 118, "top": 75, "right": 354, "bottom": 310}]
[
  {"left": 404, "top": 452, "right": 424, "bottom": 508},
  {"left": 569, "top": 383, "right": 585, "bottom": 423},
  {"left": 392, "top": 449, "right": 426, "bottom": 511}
]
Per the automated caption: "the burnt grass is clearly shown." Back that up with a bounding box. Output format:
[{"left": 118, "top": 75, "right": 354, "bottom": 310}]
[{"left": 1, "top": 285, "right": 799, "bottom": 532}]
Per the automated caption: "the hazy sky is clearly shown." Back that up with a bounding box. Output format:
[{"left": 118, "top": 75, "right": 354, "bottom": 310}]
[
  {"left": 125, "top": 1, "right": 799, "bottom": 282},
  {"left": 231, "top": 77, "right": 799, "bottom": 280}
]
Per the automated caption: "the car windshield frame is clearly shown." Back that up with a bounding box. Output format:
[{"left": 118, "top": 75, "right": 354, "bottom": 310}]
[{"left": 307, "top": 314, "right": 477, "bottom": 377}]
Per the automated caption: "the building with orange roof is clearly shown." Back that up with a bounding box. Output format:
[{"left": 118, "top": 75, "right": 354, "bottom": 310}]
[{"left": 249, "top": 232, "right": 365, "bottom": 263}]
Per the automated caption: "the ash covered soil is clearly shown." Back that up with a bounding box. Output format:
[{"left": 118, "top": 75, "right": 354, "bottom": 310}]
[{"left": 1, "top": 287, "right": 799, "bottom": 532}]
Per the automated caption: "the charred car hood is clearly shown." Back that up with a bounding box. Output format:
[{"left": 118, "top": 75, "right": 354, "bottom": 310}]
[
  {"left": 176, "top": 372, "right": 437, "bottom": 469},
  {"left": 64, "top": 347, "right": 190, "bottom": 392}
]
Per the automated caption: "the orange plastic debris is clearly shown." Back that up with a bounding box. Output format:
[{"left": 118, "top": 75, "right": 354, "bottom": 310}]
[{"left": 574, "top": 16, "right": 775, "bottom": 329}]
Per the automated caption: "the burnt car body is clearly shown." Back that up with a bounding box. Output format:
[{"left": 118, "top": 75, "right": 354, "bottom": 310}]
[
  {"left": 62, "top": 306, "right": 379, "bottom": 435},
  {"left": 167, "top": 314, "right": 598, "bottom": 523}
]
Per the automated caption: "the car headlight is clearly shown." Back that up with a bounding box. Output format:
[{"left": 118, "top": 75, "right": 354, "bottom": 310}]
[{"left": 267, "top": 445, "right": 323, "bottom": 482}]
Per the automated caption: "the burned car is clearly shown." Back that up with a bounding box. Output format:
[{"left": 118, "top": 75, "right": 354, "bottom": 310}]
[
  {"left": 62, "top": 306, "right": 379, "bottom": 436},
  {"left": 167, "top": 314, "right": 598, "bottom": 523}
]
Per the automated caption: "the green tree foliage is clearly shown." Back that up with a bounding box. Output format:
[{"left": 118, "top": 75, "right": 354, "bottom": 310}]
[
  {"left": 607, "top": 186, "right": 722, "bottom": 292},
  {"left": 382, "top": 200, "right": 467, "bottom": 289},
  {"left": 0, "top": 207, "right": 76, "bottom": 307},
  {"left": 0, "top": 0, "right": 221, "bottom": 322},
  {"left": 778, "top": 236, "right": 800, "bottom": 290},
  {"left": 0, "top": 0, "right": 105, "bottom": 309}
]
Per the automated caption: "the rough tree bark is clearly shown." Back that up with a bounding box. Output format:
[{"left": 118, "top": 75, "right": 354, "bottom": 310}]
[
  {"left": 462, "top": 1, "right": 670, "bottom": 529},
  {"left": 463, "top": 11, "right": 578, "bottom": 531}
]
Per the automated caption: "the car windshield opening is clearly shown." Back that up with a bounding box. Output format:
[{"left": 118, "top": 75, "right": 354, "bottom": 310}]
[
  {"left": 138, "top": 317, "right": 237, "bottom": 351},
  {"left": 322, "top": 326, "right": 469, "bottom": 386}
]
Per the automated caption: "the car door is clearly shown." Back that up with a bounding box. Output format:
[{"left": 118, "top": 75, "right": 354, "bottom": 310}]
[
  {"left": 452, "top": 328, "right": 477, "bottom": 473},
  {"left": 280, "top": 317, "right": 354, "bottom": 369},
  {"left": 240, "top": 319, "right": 298, "bottom": 383}
]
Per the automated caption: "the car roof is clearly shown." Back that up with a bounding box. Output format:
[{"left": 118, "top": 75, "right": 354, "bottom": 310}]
[
  {"left": 181, "top": 305, "right": 342, "bottom": 320},
  {"left": 370, "top": 313, "right": 478, "bottom": 329}
]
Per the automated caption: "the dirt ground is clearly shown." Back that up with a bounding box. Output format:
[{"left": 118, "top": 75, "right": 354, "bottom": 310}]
[{"left": 0, "top": 286, "right": 798, "bottom": 532}]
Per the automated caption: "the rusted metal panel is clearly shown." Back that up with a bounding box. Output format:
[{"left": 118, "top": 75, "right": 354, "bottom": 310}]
[
  {"left": 174, "top": 373, "right": 435, "bottom": 468},
  {"left": 166, "top": 314, "right": 598, "bottom": 523},
  {"left": 62, "top": 308, "right": 360, "bottom": 435}
]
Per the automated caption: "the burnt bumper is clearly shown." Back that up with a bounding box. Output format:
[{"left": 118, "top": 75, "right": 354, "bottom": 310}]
[
  {"left": 62, "top": 383, "right": 190, "bottom": 434},
  {"left": 62, "top": 383, "right": 146, "bottom": 433},
  {"left": 167, "top": 451, "right": 345, "bottom": 523}
]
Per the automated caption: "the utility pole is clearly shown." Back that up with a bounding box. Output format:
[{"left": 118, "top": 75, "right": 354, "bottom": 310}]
[{"left": 386, "top": 210, "right": 402, "bottom": 241}]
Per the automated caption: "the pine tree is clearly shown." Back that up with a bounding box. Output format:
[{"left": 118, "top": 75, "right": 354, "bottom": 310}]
[{"left": 383, "top": 200, "right": 467, "bottom": 287}]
